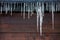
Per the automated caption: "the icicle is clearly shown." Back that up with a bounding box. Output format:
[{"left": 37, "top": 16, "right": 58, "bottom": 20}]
[
  {"left": 39, "top": 2, "right": 42, "bottom": 36},
  {"left": 49, "top": 3, "right": 50, "bottom": 12},
  {"left": 55, "top": 3, "right": 56, "bottom": 12},
  {"left": 1, "top": 2, "right": 3, "bottom": 14},
  {"left": 36, "top": 2, "right": 44, "bottom": 36},
  {"left": 8, "top": 3, "right": 10, "bottom": 12},
  {"left": 31, "top": 3, "right": 34, "bottom": 16},
  {"left": 14, "top": 2, "right": 16, "bottom": 10},
  {"left": 40, "top": 2, "right": 44, "bottom": 36},
  {"left": 21, "top": 3, "right": 22, "bottom": 16},
  {"left": 46, "top": 3, "right": 48, "bottom": 12},
  {"left": 5, "top": 3, "right": 8, "bottom": 14},
  {"left": 17, "top": 2, "right": 18, "bottom": 8},
  {"left": 52, "top": 2, "right": 54, "bottom": 29},
  {"left": 36, "top": 2, "right": 39, "bottom": 32},
  {"left": 28, "top": 3, "right": 30, "bottom": 19},
  {"left": 11, "top": 3, "right": 12, "bottom": 16},
  {"left": 42, "top": 2, "right": 44, "bottom": 16},
  {"left": 25, "top": 3, "right": 27, "bottom": 12},
  {"left": 30, "top": 3, "right": 33, "bottom": 16},
  {"left": 23, "top": 3, "right": 25, "bottom": 19},
  {"left": 56, "top": 3, "right": 57, "bottom": 12},
  {"left": 47, "top": 3, "right": 49, "bottom": 12}
]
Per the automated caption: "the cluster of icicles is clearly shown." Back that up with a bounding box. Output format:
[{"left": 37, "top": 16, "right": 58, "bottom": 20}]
[{"left": 0, "top": 2, "right": 55, "bottom": 36}]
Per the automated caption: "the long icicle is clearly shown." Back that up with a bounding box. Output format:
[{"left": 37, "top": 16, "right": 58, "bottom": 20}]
[
  {"left": 42, "top": 2, "right": 44, "bottom": 16},
  {"left": 31, "top": 3, "right": 34, "bottom": 16},
  {"left": 39, "top": 2, "right": 42, "bottom": 36},
  {"left": 40, "top": 2, "right": 44, "bottom": 36},
  {"left": 28, "top": 3, "right": 30, "bottom": 19},
  {"left": 6, "top": 3, "right": 8, "bottom": 14},
  {"left": 30, "top": 3, "right": 33, "bottom": 16},
  {"left": 23, "top": 3, "right": 25, "bottom": 19},
  {"left": 21, "top": 3, "right": 22, "bottom": 16},
  {"left": 52, "top": 2, "right": 54, "bottom": 29},
  {"left": 37, "top": 2, "right": 39, "bottom": 32},
  {"left": 56, "top": 3, "right": 57, "bottom": 12},
  {"left": 10, "top": 3, "right": 12, "bottom": 16},
  {"left": 30, "top": 3, "right": 32, "bottom": 16},
  {"left": 14, "top": 2, "right": 16, "bottom": 10},
  {"left": 46, "top": 3, "right": 48, "bottom": 12}
]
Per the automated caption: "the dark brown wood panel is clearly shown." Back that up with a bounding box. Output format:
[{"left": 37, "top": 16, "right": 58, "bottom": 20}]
[{"left": 0, "top": 13, "right": 60, "bottom": 40}]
